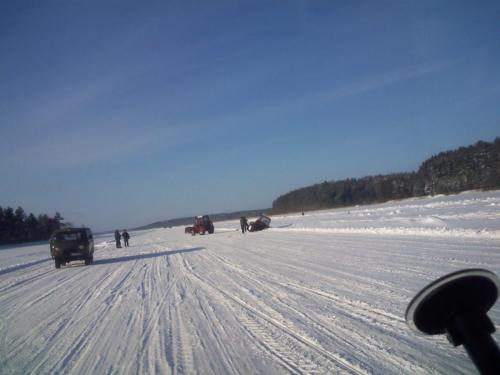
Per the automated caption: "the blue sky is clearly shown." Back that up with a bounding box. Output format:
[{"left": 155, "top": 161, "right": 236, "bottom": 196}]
[{"left": 1, "top": 0, "right": 499, "bottom": 231}]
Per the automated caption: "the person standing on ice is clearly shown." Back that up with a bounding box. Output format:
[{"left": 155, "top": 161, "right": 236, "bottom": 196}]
[
  {"left": 114, "top": 230, "right": 121, "bottom": 248},
  {"left": 240, "top": 216, "right": 248, "bottom": 234},
  {"left": 122, "top": 230, "right": 130, "bottom": 247}
]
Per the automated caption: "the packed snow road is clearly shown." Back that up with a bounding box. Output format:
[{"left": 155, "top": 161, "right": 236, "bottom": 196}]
[{"left": 1, "top": 191, "right": 500, "bottom": 374}]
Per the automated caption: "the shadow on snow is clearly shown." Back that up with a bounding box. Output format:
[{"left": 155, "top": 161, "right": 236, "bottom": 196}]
[
  {"left": 94, "top": 246, "right": 205, "bottom": 265},
  {"left": 0, "top": 257, "right": 52, "bottom": 276},
  {"left": 0, "top": 247, "right": 205, "bottom": 275}
]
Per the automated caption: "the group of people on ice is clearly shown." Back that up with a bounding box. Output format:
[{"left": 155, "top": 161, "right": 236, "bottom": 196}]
[{"left": 114, "top": 229, "right": 130, "bottom": 248}]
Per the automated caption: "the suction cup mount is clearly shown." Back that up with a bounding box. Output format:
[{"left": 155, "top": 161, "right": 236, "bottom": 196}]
[{"left": 406, "top": 269, "right": 500, "bottom": 375}]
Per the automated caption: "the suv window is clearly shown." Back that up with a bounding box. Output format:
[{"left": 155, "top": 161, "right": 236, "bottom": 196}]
[{"left": 55, "top": 232, "right": 85, "bottom": 241}]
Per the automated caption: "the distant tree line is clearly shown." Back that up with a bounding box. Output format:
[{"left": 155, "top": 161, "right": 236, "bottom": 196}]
[
  {"left": 272, "top": 137, "right": 500, "bottom": 214},
  {"left": 0, "top": 206, "right": 66, "bottom": 245}
]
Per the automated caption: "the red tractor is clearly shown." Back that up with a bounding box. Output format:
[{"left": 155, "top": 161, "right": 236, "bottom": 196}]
[{"left": 185, "top": 215, "right": 214, "bottom": 235}]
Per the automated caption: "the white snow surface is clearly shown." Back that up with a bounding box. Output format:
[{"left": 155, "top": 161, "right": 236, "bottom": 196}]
[{"left": 1, "top": 190, "right": 500, "bottom": 374}]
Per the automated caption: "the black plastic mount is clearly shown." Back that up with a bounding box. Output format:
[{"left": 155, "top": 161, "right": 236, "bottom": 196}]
[{"left": 406, "top": 269, "right": 500, "bottom": 375}]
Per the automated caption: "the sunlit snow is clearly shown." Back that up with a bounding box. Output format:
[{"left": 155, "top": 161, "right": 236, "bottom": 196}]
[{"left": 1, "top": 190, "right": 499, "bottom": 374}]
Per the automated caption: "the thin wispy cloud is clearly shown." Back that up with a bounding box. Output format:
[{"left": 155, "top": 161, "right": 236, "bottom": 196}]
[
  {"left": 1, "top": 122, "right": 180, "bottom": 169},
  {"left": 25, "top": 68, "right": 156, "bottom": 128},
  {"left": 173, "top": 58, "right": 458, "bottom": 134},
  {"left": 291, "top": 59, "right": 458, "bottom": 108},
  {"left": 1, "top": 0, "right": 498, "bottom": 231}
]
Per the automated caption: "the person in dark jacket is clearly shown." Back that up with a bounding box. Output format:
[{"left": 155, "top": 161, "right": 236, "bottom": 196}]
[
  {"left": 240, "top": 216, "right": 248, "bottom": 234},
  {"left": 114, "top": 230, "right": 121, "bottom": 248},
  {"left": 122, "top": 230, "right": 130, "bottom": 247}
]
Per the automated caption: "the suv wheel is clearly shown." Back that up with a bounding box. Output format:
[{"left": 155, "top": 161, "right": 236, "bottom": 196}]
[
  {"left": 84, "top": 257, "right": 91, "bottom": 266},
  {"left": 55, "top": 258, "right": 61, "bottom": 269}
]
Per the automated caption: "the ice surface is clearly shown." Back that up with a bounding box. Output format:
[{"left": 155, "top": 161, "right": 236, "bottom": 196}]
[{"left": 1, "top": 190, "right": 499, "bottom": 374}]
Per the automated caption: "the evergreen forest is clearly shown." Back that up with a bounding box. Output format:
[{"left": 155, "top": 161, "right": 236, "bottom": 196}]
[
  {"left": 272, "top": 137, "right": 500, "bottom": 214},
  {"left": 0, "top": 207, "right": 65, "bottom": 245}
]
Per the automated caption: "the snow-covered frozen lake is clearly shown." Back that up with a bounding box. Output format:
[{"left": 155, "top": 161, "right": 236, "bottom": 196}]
[{"left": 1, "top": 190, "right": 499, "bottom": 374}]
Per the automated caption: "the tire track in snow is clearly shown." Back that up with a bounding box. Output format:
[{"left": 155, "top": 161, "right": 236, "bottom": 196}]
[
  {"left": 2, "top": 255, "right": 147, "bottom": 375},
  {"left": 194, "top": 247, "right": 455, "bottom": 374},
  {"left": 0, "top": 265, "right": 87, "bottom": 311},
  {"left": 0, "top": 257, "right": 52, "bottom": 276},
  {"left": 169, "top": 282, "right": 196, "bottom": 375},
  {"left": 226, "top": 234, "right": 415, "bottom": 301},
  {"left": 205, "top": 251, "right": 412, "bottom": 372},
  {"left": 133, "top": 255, "right": 184, "bottom": 374},
  {"left": 267, "top": 286, "right": 434, "bottom": 374},
  {"left": 177, "top": 256, "right": 242, "bottom": 375},
  {"left": 182, "top": 259, "right": 304, "bottom": 374},
  {"left": 182, "top": 256, "right": 367, "bottom": 375},
  {"left": 237, "top": 312, "right": 313, "bottom": 375},
  {"left": 204, "top": 232, "right": 481, "bottom": 374},
  {"left": 26, "top": 263, "right": 136, "bottom": 374},
  {"left": 58, "top": 254, "right": 172, "bottom": 375},
  {"left": 192, "top": 293, "right": 244, "bottom": 375},
  {"left": 0, "top": 268, "right": 53, "bottom": 295},
  {"left": 208, "top": 250, "right": 407, "bottom": 330},
  {"left": 1, "top": 266, "right": 109, "bottom": 372}
]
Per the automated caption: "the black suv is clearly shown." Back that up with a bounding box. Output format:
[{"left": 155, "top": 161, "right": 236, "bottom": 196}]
[{"left": 49, "top": 228, "right": 94, "bottom": 269}]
